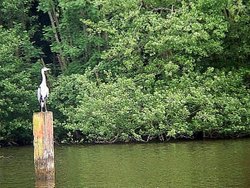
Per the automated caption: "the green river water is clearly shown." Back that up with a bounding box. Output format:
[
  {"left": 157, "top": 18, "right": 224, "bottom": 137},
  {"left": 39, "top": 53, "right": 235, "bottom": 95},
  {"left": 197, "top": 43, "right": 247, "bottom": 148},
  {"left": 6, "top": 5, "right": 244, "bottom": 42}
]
[{"left": 1, "top": 139, "right": 250, "bottom": 187}]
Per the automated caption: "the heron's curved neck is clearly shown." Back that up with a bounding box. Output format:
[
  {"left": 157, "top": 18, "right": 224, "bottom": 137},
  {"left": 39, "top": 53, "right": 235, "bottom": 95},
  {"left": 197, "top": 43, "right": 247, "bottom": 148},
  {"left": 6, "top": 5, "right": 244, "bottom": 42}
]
[{"left": 41, "top": 70, "right": 46, "bottom": 85}]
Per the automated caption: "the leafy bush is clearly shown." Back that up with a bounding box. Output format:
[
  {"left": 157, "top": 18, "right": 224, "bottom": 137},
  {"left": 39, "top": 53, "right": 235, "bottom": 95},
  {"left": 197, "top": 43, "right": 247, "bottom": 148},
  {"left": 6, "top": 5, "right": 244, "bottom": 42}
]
[
  {"left": 50, "top": 67, "right": 250, "bottom": 143},
  {"left": 0, "top": 27, "right": 40, "bottom": 145}
]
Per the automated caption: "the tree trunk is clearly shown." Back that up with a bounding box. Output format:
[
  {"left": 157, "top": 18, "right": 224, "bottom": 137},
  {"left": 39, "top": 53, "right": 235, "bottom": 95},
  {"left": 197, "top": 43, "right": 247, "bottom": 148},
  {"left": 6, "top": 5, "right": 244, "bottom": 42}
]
[{"left": 48, "top": 7, "right": 67, "bottom": 70}]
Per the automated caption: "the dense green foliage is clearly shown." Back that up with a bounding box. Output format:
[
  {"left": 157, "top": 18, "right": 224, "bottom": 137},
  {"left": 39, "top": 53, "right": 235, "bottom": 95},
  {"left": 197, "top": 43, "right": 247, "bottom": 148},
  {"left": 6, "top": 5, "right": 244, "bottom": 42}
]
[
  {"left": 50, "top": 68, "right": 249, "bottom": 143},
  {"left": 0, "top": 0, "right": 249, "bottom": 145}
]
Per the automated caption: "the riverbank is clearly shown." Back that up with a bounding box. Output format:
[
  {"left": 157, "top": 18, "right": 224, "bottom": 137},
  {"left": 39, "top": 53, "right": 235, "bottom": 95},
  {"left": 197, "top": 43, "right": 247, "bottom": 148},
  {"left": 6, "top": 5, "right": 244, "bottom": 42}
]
[{"left": 1, "top": 132, "right": 250, "bottom": 147}]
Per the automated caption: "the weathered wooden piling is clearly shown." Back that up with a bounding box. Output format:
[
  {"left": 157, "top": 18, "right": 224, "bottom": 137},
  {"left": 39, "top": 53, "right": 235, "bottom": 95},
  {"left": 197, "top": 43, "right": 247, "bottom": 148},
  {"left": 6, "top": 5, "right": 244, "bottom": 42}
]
[{"left": 33, "top": 112, "right": 55, "bottom": 181}]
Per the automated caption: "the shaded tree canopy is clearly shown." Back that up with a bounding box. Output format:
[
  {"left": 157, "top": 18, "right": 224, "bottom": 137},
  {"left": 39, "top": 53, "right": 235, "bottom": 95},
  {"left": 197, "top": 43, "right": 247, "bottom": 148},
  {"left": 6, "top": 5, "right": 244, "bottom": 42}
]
[{"left": 0, "top": 0, "right": 249, "bottom": 146}]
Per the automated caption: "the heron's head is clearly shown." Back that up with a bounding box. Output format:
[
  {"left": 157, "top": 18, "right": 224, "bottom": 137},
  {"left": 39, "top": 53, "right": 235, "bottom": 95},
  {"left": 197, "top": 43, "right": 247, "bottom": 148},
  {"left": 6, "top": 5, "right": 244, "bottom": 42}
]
[{"left": 41, "top": 67, "right": 50, "bottom": 72}]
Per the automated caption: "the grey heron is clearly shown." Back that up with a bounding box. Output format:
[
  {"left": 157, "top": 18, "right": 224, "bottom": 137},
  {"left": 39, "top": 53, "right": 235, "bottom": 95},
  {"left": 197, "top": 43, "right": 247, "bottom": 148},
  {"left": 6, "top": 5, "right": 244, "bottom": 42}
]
[{"left": 37, "top": 67, "right": 50, "bottom": 112}]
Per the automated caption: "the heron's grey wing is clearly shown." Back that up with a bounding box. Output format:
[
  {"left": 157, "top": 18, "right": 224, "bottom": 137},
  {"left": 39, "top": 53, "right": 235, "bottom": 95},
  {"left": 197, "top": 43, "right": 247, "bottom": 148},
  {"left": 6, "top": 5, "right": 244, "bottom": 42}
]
[
  {"left": 46, "top": 86, "right": 49, "bottom": 98},
  {"left": 37, "top": 87, "right": 41, "bottom": 102}
]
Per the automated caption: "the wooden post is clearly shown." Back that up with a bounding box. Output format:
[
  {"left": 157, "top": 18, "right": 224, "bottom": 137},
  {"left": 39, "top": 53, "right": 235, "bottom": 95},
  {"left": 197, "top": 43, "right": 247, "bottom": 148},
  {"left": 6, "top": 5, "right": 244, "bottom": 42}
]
[{"left": 33, "top": 112, "right": 55, "bottom": 182}]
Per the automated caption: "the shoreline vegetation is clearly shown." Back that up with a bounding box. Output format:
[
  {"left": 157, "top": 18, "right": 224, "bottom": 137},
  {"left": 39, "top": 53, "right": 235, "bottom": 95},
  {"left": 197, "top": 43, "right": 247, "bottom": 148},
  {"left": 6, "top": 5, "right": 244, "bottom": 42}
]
[
  {"left": 2, "top": 136, "right": 250, "bottom": 147},
  {"left": 0, "top": 0, "right": 249, "bottom": 147}
]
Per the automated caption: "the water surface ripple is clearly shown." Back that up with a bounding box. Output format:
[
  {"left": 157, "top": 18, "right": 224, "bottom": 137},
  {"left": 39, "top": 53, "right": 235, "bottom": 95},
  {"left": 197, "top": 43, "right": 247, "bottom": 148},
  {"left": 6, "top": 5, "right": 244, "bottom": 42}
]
[{"left": 1, "top": 139, "right": 250, "bottom": 187}]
